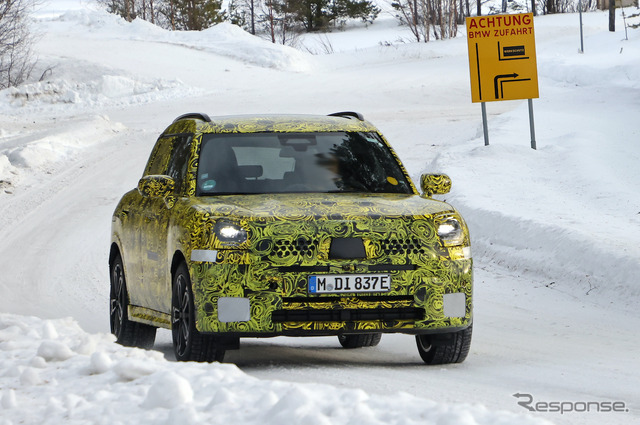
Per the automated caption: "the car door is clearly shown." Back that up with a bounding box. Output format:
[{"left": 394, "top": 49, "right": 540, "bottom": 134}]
[
  {"left": 137, "top": 134, "right": 192, "bottom": 313},
  {"left": 124, "top": 135, "right": 172, "bottom": 308}
]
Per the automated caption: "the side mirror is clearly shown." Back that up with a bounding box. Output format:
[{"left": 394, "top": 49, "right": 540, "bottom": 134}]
[
  {"left": 420, "top": 173, "right": 452, "bottom": 197},
  {"left": 138, "top": 175, "right": 175, "bottom": 199}
]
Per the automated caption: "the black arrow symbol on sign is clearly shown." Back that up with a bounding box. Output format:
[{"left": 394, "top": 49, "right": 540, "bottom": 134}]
[{"left": 494, "top": 73, "right": 519, "bottom": 99}]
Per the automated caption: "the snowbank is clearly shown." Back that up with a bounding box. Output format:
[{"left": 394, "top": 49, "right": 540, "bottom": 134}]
[
  {"left": 2, "top": 75, "right": 189, "bottom": 109},
  {"left": 0, "top": 314, "right": 555, "bottom": 425},
  {"left": 48, "top": 8, "right": 313, "bottom": 72},
  {"left": 0, "top": 115, "right": 125, "bottom": 187},
  {"left": 424, "top": 10, "right": 640, "bottom": 310}
]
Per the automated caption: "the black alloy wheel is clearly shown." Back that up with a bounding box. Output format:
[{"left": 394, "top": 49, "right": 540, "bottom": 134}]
[
  {"left": 109, "top": 253, "right": 156, "bottom": 349},
  {"left": 172, "top": 262, "right": 225, "bottom": 362}
]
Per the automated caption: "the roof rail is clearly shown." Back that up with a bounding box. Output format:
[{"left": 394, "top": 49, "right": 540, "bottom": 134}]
[
  {"left": 173, "top": 112, "right": 212, "bottom": 123},
  {"left": 328, "top": 111, "right": 364, "bottom": 121}
]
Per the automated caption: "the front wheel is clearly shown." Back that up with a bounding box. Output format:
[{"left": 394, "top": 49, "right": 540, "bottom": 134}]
[
  {"left": 172, "top": 262, "right": 225, "bottom": 362},
  {"left": 110, "top": 254, "right": 156, "bottom": 349},
  {"left": 416, "top": 324, "right": 472, "bottom": 365}
]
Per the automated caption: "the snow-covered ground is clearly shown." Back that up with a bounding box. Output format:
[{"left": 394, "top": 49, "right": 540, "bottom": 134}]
[{"left": 1, "top": 1, "right": 639, "bottom": 424}]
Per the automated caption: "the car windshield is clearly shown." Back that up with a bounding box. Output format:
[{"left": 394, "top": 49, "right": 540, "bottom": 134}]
[{"left": 197, "top": 132, "right": 413, "bottom": 195}]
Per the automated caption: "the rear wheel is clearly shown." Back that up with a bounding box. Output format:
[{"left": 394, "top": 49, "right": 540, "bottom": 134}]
[
  {"left": 338, "top": 333, "right": 382, "bottom": 348},
  {"left": 172, "top": 262, "right": 225, "bottom": 362},
  {"left": 110, "top": 254, "right": 156, "bottom": 349},
  {"left": 416, "top": 324, "right": 472, "bottom": 365}
]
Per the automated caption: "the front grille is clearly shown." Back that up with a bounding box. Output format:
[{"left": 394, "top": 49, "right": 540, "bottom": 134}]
[
  {"left": 272, "top": 237, "right": 317, "bottom": 258},
  {"left": 272, "top": 307, "right": 424, "bottom": 323},
  {"left": 380, "top": 238, "right": 427, "bottom": 256},
  {"left": 261, "top": 237, "right": 427, "bottom": 259}
]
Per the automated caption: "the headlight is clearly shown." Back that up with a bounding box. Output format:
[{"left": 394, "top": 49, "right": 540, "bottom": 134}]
[
  {"left": 214, "top": 220, "right": 248, "bottom": 245},
  {"left": 437, "top": 217, "right": 465, "bottom": 247}
]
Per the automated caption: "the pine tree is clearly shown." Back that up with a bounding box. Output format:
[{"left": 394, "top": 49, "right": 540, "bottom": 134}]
[
  {"left": 172, "top": 0, "right": 225, "bottom": 31},
  {"left": 284, "top": 0, "right": 379, "bottom": 32},
  {"left": 101, "top": 0, "right": 225, "bottom": 30}
]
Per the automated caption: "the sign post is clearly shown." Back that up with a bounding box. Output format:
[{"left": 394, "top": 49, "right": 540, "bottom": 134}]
[
  {"left": 466, "top": 13, "right": 539, "bottom": 149},
  {"left": 579, "top": 0, "right": 584, "bottom": 53},
  {"left": 528, "top": 98, "right": 536, "bottom": 150},
  {"left": 481, "top": 103, "right": 489, "bottom": 146}
]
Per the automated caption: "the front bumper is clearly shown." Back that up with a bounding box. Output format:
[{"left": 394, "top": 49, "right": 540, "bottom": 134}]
[{"left": 189, "top": 254, "right": 473, "bottom": 337}]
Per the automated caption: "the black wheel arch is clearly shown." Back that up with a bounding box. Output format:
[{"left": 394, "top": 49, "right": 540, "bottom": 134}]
[
  {"left": 109, "top": 246, "right": 156, "bottom": 349},
  {"left": 171, "top": 251, "right": 188, "bottom": 282},
  {"left": 109, "top": 243, "right": 121, "bottom": 268}
]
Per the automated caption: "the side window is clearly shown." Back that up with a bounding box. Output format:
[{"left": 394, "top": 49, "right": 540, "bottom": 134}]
[
  {"left": 143, "top": 135, "right": 192, "bottom": 194},
  {"left": 166, "top": 135, "right": 192, "bottom": 194},
  {"left": 144, "top": 137, "right": 174, "bottom": 176}
]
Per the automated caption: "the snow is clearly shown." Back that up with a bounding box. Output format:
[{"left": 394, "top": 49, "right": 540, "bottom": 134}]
[
  {"left": 1, "top": 1, "right": 639, "bottom": 424},
  {"left": 1, "top": 314, "right": 554, "bottom": 424}
]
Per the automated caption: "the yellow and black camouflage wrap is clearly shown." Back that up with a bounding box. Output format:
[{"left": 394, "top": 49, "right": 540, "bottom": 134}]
[{"left": 110, "top": 114, "right": 472, "bottom": 339}]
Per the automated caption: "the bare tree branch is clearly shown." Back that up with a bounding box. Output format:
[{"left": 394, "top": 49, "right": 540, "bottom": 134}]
[
  {"left": 1, "top": 0, "right": 39, "bottom": 89},
  {"left": 390, "top": 0, "right": 458, "bottom": 42}
]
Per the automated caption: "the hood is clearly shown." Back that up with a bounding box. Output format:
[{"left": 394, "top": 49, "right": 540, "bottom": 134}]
[{"left": 191, "top": 192, "right": 455, "bottom": 220}]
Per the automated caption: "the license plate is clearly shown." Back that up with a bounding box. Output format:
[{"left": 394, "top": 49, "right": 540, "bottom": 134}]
[{"left": 308, "top": 274, "right": 391, "bottom": 294}]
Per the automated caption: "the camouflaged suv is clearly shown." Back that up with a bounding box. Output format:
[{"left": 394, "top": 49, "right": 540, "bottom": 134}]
[{"left": 109, "top": 112, "right": 473, "bottom": 364}]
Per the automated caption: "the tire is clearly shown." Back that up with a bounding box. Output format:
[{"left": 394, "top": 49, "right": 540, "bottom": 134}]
[
  {"left": 416, "top": 324, "right": 472, "bottom": 365},
  {"left": 110, "top": 254, "right": 156, "bottom": 349},
  {"left": 338, "top": 333, "right": 382, "bottom": 348},
  {"left": 172, "top": 262, "right": 225, "bottom": 362}
]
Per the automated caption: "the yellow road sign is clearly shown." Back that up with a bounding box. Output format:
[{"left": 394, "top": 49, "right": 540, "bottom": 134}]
[{"left": 466, "top": 13, "right": 539, "bottom": 103}]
